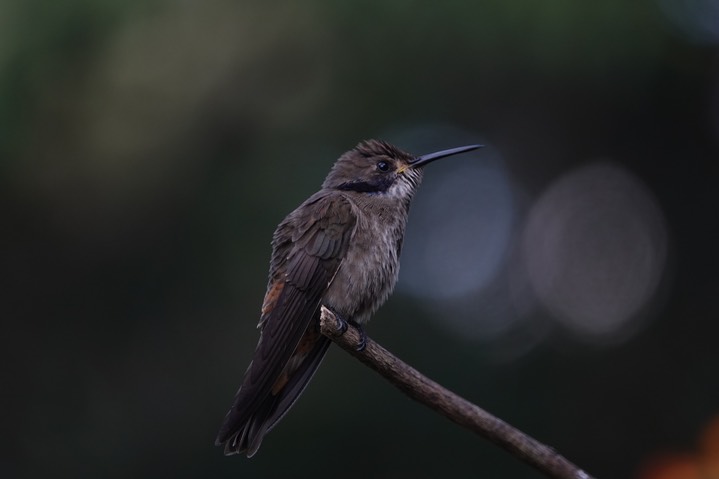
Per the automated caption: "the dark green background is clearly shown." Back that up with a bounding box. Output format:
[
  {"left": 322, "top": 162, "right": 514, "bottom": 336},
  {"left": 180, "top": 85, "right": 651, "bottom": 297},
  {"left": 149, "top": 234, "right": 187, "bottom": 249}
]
[{"left": 3, "top": 1, "right": 718, "bottom": 478}]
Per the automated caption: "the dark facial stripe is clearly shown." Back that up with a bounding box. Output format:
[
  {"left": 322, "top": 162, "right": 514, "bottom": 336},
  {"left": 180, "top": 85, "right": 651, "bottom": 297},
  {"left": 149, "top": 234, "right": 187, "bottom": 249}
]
[{"left": 336, "top": 176, "right": 394, "bottom": 193}]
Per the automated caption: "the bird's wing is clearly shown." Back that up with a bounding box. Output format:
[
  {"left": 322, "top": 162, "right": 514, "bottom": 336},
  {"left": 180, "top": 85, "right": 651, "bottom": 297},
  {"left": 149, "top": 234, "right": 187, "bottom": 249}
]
[{"left": 216, "top": 192, "right": 356, "bottom": 452}]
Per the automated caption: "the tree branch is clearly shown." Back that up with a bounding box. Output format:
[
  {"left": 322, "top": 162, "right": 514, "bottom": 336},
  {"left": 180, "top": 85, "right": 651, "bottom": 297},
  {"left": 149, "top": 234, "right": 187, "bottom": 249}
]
[{"left": 319, "top": 306, "right": 595, "bottom": 479}]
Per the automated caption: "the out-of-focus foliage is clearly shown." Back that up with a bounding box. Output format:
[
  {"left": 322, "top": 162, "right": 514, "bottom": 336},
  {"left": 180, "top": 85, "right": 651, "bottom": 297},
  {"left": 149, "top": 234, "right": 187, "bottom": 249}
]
[{"left": 2, "top": 1, "right": 718, "bottom": 478}]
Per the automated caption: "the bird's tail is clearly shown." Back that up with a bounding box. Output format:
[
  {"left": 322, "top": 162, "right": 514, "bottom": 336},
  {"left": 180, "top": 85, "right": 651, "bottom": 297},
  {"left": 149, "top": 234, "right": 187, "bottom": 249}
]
[{"left": 216, "top": 335, "right": 332, "bottom": 457}]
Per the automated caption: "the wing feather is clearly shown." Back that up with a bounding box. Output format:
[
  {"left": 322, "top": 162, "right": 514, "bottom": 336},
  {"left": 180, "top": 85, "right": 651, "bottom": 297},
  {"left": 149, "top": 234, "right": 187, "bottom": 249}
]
[{"left": 216, "top": 191, "right": 356, "bottom": 454}]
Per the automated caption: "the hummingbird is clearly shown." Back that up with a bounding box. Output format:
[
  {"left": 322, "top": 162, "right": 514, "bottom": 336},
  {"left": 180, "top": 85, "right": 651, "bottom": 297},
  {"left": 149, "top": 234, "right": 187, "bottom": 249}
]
[{"left": 215, "top": 139, "right": 481, "bottom": 457}]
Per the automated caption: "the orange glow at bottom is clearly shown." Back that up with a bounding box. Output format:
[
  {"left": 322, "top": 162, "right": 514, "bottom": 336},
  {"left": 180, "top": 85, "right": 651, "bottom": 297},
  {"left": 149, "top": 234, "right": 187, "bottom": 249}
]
[{"left": 637, "top": 415, "right": 719, "bottom": 479}]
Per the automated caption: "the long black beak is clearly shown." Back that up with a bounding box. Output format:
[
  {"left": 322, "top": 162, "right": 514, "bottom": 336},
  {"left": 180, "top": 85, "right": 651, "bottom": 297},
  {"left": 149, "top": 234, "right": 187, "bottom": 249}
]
[{"left": 410, "top": 144, "right": 483, "bottom": 168}]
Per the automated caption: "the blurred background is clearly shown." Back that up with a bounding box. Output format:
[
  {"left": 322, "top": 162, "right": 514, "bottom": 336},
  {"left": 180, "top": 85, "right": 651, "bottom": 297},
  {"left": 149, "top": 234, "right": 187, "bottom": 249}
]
[{"left": 3, "top": 0, "right": 718, "bottom": 478}]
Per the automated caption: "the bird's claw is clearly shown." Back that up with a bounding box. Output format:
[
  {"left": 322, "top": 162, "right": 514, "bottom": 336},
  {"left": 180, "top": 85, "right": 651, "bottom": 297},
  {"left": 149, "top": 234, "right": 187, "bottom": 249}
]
[
  {"left": 324, "top": 307, "right": 366, "bottom": 351},
  {"left": 349, "top": 320, "right": 367, "bottom": 352},
  {"left": 335, "top": 313, "right": 348, "bottom": 334},
  {"left": 320, "top": 305, "right": 348, "bottom": 335}
]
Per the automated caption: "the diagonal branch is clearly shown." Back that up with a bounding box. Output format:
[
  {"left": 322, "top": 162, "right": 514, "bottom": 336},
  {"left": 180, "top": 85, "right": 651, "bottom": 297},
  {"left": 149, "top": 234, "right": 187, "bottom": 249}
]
[{"left": 319, "top": 306, "right": 595, "bottom": 479}]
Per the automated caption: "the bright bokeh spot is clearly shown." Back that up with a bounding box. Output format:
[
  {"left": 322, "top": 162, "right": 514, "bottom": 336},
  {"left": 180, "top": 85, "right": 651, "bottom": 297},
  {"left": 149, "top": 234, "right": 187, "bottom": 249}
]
[
  {"left": 400, "top": 159, "right": 515, "bottom": 299},
  {"left": 393, "top": 125, "right": 523, "bottom": 340},
  {"left": 522, "top": 162, "right": 668, "bottom": 340}
]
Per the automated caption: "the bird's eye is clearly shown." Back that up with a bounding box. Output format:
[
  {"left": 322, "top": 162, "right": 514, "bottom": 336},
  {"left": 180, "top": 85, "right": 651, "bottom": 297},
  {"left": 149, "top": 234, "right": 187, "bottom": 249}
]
[{"left": 376, "top": 160, "right": 390, "bottom": 172}]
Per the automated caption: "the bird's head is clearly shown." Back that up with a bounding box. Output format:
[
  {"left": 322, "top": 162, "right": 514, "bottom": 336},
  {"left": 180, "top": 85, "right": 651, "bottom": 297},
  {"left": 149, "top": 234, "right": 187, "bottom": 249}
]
[{"left": 322, "top": 139, "right": 481, "bottom": 201}]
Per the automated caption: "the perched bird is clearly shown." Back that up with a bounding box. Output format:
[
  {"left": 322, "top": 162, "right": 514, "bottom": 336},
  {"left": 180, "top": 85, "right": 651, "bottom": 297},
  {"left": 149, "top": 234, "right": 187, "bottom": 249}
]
[{"left": 216, "top": 139, "right": 481, "bottom": 457}]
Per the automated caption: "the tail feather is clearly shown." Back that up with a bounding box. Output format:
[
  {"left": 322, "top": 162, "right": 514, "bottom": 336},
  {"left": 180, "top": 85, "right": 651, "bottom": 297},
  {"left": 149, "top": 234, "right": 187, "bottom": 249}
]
[
  {"left": 223, "top": 394, "right": 280, "bottom": 457},
  {"left": 217, "top": 336, "right": 332, "bottom": 457}
]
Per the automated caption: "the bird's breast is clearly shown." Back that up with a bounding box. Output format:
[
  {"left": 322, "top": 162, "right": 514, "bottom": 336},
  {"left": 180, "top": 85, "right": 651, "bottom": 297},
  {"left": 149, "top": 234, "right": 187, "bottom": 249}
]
[{"left": 322, "top": 204, "right": 407, "bottom": 324}]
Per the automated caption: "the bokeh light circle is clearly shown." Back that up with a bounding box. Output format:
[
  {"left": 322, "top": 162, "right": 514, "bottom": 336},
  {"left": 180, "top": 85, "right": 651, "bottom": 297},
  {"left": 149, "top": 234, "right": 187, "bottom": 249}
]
[
  {"left": 399, "top": 146, "right": 516, "bottom": 301},
  {"left": 522, "top": 162, "right": 669, "bottom": 340}
]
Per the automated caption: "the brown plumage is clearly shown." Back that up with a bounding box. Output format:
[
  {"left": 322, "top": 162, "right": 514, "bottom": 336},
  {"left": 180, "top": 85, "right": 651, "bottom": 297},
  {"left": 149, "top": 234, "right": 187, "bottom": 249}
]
[{"left": 215, "top": 140, "right": 480, "bottom": 457}]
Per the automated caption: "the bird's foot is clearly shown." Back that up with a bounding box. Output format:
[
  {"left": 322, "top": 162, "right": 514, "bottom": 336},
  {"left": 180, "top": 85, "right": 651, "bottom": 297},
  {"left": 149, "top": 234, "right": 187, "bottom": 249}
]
[
  {"left": 348, "top": 319, "right": 367, "bottom": 352},
  {"left": 324, "top": 306, "right": 348, "bottom": 334},
  {"left": 335, "top": 314, "right": 348, "bottom": 335},
  {"left": 320, "top": 306, "right": 366, "bottom": 352}
]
